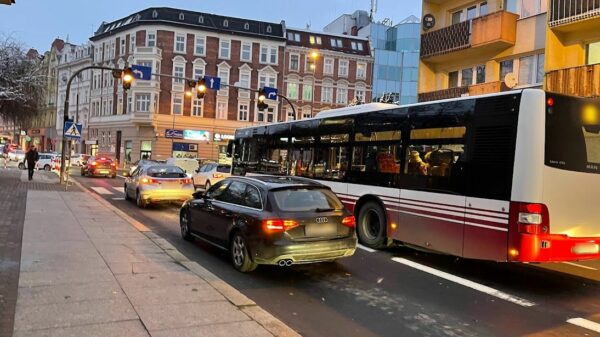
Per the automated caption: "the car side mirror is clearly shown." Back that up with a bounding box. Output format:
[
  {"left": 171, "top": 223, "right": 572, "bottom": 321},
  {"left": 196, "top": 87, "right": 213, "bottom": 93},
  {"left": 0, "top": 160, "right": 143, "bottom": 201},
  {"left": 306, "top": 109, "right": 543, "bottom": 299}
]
[{"left": 192, "top": 190, "right": 205, "bottom": 199}]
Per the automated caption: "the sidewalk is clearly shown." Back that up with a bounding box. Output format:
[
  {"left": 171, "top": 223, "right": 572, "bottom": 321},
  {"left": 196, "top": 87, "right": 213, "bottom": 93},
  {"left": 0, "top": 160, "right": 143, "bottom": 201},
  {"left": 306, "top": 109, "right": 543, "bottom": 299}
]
[{"left": 12, "top": 186, "right": 299, "bottom": 336}]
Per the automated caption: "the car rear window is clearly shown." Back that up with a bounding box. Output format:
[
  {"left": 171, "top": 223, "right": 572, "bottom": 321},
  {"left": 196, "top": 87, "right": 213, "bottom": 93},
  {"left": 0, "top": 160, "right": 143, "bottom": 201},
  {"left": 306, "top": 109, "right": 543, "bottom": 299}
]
[
  {"left": 272, "top": 188, "right": 343, "bottom": 212},
  {"left": 147, "top": 166, "right": 186, "bottom": 178},
  {"left": 217, "top": 165, "right": 231, "bottom": 173}
]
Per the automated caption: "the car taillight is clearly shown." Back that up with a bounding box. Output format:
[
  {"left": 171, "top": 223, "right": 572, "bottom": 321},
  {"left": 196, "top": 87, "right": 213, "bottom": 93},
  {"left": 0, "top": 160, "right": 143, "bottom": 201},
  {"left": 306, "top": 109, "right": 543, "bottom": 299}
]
[
  {"left": 262, "top": 219, "right": 300, "bottom": 233},
  {"left": 140, "top": 177, "right": 157, "bottom": 184},
  {"left": 213, "top": 173, "right": 224, "bottom": 179},
  {"left": 110, "top": 162, "right": 116, "bottom": 167},
  {"left": 181, "top": 178, "right": 192, "bottom": 184},
  {"left": 91, "top": 161, "right": 97, "bottom": 166},
  {"left": 341, "top": 216, "right": 356, "bottom": 228},
  {"left": 512, "top": 202, "right": 550, "bottom": 235}
]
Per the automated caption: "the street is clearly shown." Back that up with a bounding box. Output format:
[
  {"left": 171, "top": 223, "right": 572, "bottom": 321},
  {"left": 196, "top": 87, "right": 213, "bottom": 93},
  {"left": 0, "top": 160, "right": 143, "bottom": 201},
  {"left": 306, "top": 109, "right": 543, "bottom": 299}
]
[{"left": 73, "top": 172, "right": 600, "bottom": 337}]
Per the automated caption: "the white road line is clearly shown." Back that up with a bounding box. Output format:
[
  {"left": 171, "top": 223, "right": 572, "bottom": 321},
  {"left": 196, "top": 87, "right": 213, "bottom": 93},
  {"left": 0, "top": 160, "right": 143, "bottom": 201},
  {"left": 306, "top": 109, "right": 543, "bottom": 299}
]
[
  {"left": 117, "top": 175, "right": 127, "bottom": 179},
  {"left": 562, "top": 262, "right": 599, "bottom": 271},
  {"left": 567, "top": 318, "right": 600, "bottom": 334},
  {"left": 391, "top": 257, "right": 536, "bottom": 307},
  {"left": 90, "top": 187, "right": 113, "bottom": 195},
  {"left": 112, "top": 187, "right": 125, "bottom": 194},
  {"left": 357, "top": 244, "right": 376, "bottom": 253}
]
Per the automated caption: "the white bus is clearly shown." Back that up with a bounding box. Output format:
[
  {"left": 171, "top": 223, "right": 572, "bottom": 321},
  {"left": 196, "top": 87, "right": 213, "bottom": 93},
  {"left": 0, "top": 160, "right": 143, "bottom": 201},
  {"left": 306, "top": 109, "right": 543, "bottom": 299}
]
[{"left": 230, "top": 89, "right": 600, "bottom": 262}]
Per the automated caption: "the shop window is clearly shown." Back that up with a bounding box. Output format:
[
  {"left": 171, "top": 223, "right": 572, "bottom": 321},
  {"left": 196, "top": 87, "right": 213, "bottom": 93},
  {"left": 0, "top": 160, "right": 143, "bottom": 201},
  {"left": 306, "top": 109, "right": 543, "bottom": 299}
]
[{"left": 140, "top": 140, "right": 152, "bottom": 160}]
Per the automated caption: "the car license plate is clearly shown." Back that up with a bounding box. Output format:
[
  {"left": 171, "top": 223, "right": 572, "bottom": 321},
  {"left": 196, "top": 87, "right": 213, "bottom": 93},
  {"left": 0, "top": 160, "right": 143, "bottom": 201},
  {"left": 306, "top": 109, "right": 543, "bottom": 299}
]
[
  {"left": 99, "top": 170, "right": 109, "bottom": 174},
  {"left": 305, "top": 223, "right": 337, "bottom": 237}
]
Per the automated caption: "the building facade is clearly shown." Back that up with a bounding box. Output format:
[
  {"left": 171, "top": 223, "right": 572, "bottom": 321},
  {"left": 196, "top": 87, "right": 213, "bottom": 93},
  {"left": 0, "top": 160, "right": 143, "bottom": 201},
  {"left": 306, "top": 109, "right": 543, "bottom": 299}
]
[
  {"left": 88, "top": 7, "right": 286, "bottom": 164},
  {"left": 324, "top": 10, "right": 421, "bottom": 104},
  {"left": 282, "top": 28, "right": 373, "bottom": 120}
]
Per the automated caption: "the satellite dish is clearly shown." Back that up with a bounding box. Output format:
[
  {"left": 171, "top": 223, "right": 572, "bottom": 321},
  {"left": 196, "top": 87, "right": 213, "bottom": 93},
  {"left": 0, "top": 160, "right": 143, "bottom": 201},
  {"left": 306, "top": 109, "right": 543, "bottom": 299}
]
[
  {"left": 504, "top": 73, "right": 517, "bottom": 89},
  {"left": 423, "top": 14, "right": 436, "bottom": 30}
]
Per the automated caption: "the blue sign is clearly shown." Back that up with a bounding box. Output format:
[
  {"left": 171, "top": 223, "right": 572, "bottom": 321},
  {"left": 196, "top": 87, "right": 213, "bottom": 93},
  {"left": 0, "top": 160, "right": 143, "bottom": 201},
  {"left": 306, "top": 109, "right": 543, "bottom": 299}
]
[
  {"left": 263, "top": 86, "right": 278, "bottom": 100},
  {"left": 165, "top": 129, "right": 184, "bottom": 139},
  {"left": 131, "top": 65, "right": 152, "bottom": 80},
  {"left": 64, "top": 122, "right": 82, "bottom": 140},
  {"left": 204, "top": 75, "right": 221, "bottom": 90}
]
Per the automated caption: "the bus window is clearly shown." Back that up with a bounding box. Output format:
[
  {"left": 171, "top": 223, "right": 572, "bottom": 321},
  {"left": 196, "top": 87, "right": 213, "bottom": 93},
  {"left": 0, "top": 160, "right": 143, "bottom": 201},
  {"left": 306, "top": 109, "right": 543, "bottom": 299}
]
[
  {"left": 314, "top": 146, "right": 349, "bottom": 181},
  {"left": 290, "top": 148, "right": 314, "bottom": 178},
  {"left": 349, "top": 144, "right": 401, "bottom": 187}
]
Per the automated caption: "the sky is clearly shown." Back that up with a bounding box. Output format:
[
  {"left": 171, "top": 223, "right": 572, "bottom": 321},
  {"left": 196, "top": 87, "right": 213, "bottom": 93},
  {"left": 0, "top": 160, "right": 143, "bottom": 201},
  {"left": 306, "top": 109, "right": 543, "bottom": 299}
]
[{"left": 0, "top": 0, "right": 421, "bottom": 52}]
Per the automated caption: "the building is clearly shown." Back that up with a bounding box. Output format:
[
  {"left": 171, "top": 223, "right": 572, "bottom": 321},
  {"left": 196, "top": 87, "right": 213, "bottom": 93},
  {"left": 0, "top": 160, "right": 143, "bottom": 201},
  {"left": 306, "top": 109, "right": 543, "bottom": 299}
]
[
  {"left": 324, "top": 10, "right": 421, "bottom": 104},
  {"left": 418, "top": 0, "right": 550, "bottom": 102},
  {"left": 55, "top": 42, "right": 94, "bottom": 154},
  {"left": 545, "top": 0, "right": 600, "bottom": 97},
  {"left": 282, "top": 28, "right": 373, "bottom": 120},
  {"left": 87, "top": 7, "right": 286, "bottom": 164}
]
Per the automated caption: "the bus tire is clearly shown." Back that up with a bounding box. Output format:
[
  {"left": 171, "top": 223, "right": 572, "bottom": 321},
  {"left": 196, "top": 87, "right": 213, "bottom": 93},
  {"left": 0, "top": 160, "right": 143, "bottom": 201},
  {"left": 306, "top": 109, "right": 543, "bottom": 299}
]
[{"left": 357, "top": 201, "right": 388, "bottom": 249}]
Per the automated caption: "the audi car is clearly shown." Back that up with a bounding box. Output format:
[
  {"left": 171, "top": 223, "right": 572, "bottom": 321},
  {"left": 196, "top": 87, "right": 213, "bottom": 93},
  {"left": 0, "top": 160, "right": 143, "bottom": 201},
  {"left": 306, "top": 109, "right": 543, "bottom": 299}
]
[
  {"left": 179, "top": 176, "right": 357, "bottom": 272},
  {"left": 81, "top": 156, "right": 117, "bottom": 178}
]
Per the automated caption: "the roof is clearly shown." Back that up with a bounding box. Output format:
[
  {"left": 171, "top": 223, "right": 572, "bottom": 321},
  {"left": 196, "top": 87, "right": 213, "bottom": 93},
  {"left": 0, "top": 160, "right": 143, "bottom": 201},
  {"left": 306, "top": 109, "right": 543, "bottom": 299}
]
[
  {"left": 92, "top": 7, "right": 285, "bottom": 41},
  {"left": 286, "top": 27, "right": 371, "bottom": 56},
  {"left": 233, "top": 176, "right": 325, "bottom": 189}
]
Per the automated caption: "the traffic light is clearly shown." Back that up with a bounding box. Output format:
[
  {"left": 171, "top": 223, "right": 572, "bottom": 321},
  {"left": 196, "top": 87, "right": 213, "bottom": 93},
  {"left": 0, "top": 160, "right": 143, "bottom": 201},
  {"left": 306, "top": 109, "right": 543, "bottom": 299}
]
[
  {"left": 122, "top": 67, "right": 134, "bottom": 90},
  {"left": 257, "top": 88, "right": 268, "bottom": 111},
  {"left": 196, "top": 78, "right": 206, "bottom": 99}
]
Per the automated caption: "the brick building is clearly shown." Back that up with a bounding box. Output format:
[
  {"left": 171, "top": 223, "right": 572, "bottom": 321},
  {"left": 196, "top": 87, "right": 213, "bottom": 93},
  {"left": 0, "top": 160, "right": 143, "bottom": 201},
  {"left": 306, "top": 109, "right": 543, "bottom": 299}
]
[{"left": 282, "top": 28, "right": 373, "bottom": 120}]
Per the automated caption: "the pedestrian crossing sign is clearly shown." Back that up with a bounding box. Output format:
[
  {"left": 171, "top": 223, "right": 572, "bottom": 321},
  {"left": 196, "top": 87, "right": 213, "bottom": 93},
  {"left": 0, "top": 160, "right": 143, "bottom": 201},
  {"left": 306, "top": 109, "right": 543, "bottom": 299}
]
[{"left": 64, "top": 121, "right": 82, "bottom": 140}]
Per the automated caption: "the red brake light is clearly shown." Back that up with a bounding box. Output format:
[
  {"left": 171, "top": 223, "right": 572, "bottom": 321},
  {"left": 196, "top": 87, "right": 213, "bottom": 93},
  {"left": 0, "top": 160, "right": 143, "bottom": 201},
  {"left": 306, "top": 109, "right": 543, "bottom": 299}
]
[
  {"left": 342, "top": 216, "right": 356, "bottom": 228},
  {"left": 547, "top": 97, "right": 554, "bottom": 107},
  {"left": 110, "top": 162, "right": 116, "bottom": 167},
  {"left": 91, "top": 161, "right": 97, "bottom": 166},
  {"left": 181, "top": 178, "right": 192, "bottom": 184},
  {"left": 262, "top": 219, "right": 300, "bottom": 233},
  {"left": 100, "top": 157, "right": 107, "bottom": 160},
  {"left": 141, "top": 177, "right": 157, "bottom": 184},
  {"left": 511, "top": 202, "right": 550, "bottom": 235},
  {"left": 213, "top": 173, "right": 224, "bottom": 179}
]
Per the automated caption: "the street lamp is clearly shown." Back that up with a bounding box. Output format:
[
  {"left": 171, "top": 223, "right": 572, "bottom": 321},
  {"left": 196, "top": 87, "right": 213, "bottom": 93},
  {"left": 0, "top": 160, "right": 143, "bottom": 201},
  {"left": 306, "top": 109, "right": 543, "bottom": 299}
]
[{"left": 307, "top": 51, "right": 319, "bottom": 117}]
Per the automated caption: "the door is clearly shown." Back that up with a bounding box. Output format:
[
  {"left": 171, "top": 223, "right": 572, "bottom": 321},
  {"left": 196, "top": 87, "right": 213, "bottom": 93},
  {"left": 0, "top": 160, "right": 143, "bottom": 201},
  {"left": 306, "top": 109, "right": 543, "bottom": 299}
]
[
  {"left": 211, "top": 180, "right": 247, "bottom": 245},
  {"left": 189, "top": 180, "right": 229, "bottom": 238},
  {"left": 127, "top": 167, "right": 141, "bottom": 198}
]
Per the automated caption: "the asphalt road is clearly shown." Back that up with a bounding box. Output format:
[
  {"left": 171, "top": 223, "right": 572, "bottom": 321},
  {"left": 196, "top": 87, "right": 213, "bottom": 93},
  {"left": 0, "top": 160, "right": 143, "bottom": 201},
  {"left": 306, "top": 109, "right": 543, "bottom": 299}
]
[{"left": 73, "top": 172, "right": 600, "bottom": 337}]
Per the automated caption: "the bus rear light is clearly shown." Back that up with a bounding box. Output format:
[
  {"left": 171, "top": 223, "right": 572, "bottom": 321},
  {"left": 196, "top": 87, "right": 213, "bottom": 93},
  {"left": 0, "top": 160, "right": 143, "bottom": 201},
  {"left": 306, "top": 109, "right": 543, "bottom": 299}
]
[
  {"left": 262, "top": 219, "right": 299, "bottom": 233},
  {"left": 511, "top": 202, "right": 550, "bottom": 235}
]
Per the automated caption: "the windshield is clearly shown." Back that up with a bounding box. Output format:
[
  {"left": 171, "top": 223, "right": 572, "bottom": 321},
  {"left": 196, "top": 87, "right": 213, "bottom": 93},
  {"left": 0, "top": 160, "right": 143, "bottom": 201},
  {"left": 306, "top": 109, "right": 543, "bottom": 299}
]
[
  {"left": 217, "top": 165, "right": 231, "bottom": 173},
  {"left": 272, "top": 188, "right": 343, "bottom": 212},
  {"left": 546, "top": 94, "right": 600, "bottom": 174},
  {"left": 146, "top": 166, "right": 186, "bottom": 178}
]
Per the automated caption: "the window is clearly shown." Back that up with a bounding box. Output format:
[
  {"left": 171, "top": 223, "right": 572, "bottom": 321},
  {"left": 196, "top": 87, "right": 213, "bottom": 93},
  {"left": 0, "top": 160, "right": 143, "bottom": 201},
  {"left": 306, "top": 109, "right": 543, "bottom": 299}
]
[
  {"left": 588, "top": 41, "right": 600, "bottom": 65},
  {"left": 135, "top": 93, "right": 150, "bottom": 112},
  {"left": 209, "top": 181, "right": 230, "bottom": 201},
  {"left": 223, "top": 19, "right": 229, "bottom": 28},
  {"left": 518, "top": 54, "right": 544, "bottom": 85},
  {"left": 357, "top": 62, "right": 367, "bottom": 79},
  {"left": 219, "top": 40, "right": 230, "bottom": 59},
  {"left": 309, "top": 36, "right": 322, "bottom": 45},
  {"left": 175, "top": 34, "right": 186, "bottom": 53},
  {"left": 193, "top": 63, "right": 205, "bottom": 81},
  {"left": 147, "top": 32, "right": 156, "bottom": 47},
  {"left": 324, "top": 58, "right": 334, "bottom": 75},
  {"left": 355, "top": 87, "right": 365, "bottom": 102},
  {"left": 173, "top": 64, "right": 184, "bottom": 84},
  {"left": 302, "top": 106, "right": 311, "bottom": 119},
  {"left": 244, "top": 22, "right": 250, "bottom": 30},
  {"left": 244, "top": 185, "right": 262, "bottom": 209},
  {"left": 448, "top": 71, "right": 459, "bottom": 88},
  {"left": 303, "top": 84, "right": 313, "bottom": 101},
  {"left": 172, "top": 94, "right": 183, "bottom": 115},
  {"left": 287, "top": 82, "right": 299, "bottom": 100},
  {"left": 336, "top": 87, "right": 348, "bottom": 104},
  {"left": 357, "top": 42, "right": 364, "bottom": 51},
  {"left": 480, "top": 2, "right": 488, "bottom": 16},
  {"left": 192, "top": 98, "right": 203, "bottom": 117},
  {"left": 467, "top": 6, "right": 478, "bottom": 20},
  {"left": 179, "top": 12, "right": 185, "bottom": 20},
  {"left": 330, "top": 39, "right": 343, "bottom": 48},
  {"left": 120, "top": 38, "right": 126, "bottom": 55},
  {"left": 194, "top": 35, "right": 205, "bottom": 55},
  {"left": 339, "top": 60, "right": 349, "bottom": 77},
  {"left": 238, "top": 103, "right": 249, "bottom": 121},
  {"left": 217, "top": 100, "right": 228, "bottom": 119},
  {"left": 260, "top": 45, "right": 278, "bottom": 64},
  {"left": 506, "top": 0, "right": 546, "bottom": 17},
  {"left": 259, "top": 73, "right": 276, "bottom": 89},
  {"left": 137, "top": 60, "right": 152, "bottom": 68},
  {"left": 287, "top": 32, "right": 300, "bottom": 42},
  {"left": 536, "top": 54, "right": 545, "bottom": 84},
  {"left": 241, "top": 42, "right": 252, "bottom": 61},
  {"left": 321, "top": 85, "right": 333, "bottom": 103},
  {"left": 257, "top": 106, "right": 276, "bottom": 123},
  {"left": 127, "top": 96, "right": 133, "bottom": 114},
  {"left": 351, "top": 41, "right": 357, "bottom": 50},
  {"left": 218, "top": 67, "right": 230, "bottom": 96},
  {"left": 452, "top": 11, "right": 463, "bottom": 24},
  {"left": 500, "top": 60, "right": 514, "bottom": 80},
  {"left": 476, "top": 65, "right": 486, "bottom": 84},
  {"left": 239, "top": 70, "right": 251, "bottom": 89},
  {"left": 461, "top": 68, "right": 473, "bottom": 87},
  {"left": 130, "top": 35, "right": 136, "bottom": 52},
  {"left": 290, "top": 54, "right": 300, "bottom": 71}
]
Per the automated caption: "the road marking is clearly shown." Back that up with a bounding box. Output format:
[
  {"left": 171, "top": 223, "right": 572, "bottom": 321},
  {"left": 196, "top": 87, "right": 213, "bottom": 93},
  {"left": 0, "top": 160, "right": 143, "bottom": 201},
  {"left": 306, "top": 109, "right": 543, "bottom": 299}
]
[
  {"left": 117, "top": 175, "right": 127, "bottom": 179},
  {"left": 113, "top": 187, "right": 125, "bottom": 194},
  {"left": 112, "top": 197, "right": 125, "bottom": 201},
  {"left": 90, "top": 187, "right": 113, "bottom": 195},
  {"left": 391, "top": 257, "right": 536, "bottom": 307},
  {"left": 357, "top": 244, "right": 376, "bottom": 253},
  {"left": 562, "top": 262, "right": 598, "bottom": 271},
  {"left": 567, "top": 318, "right": 600, "bottom": 334}
]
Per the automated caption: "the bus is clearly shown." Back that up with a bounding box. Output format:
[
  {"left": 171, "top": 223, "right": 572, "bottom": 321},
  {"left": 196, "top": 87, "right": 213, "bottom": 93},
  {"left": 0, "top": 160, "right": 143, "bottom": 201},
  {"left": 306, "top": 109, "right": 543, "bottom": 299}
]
[{"left": 230, "top": 89, "right": 600, "bottom": 262}]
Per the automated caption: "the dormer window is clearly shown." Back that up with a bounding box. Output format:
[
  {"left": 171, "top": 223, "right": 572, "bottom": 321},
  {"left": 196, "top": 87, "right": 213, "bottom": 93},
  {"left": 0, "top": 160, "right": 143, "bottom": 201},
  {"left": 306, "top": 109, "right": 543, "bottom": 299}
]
[
  {"left": 266, "top": 25, "right": 272, "bottom": 33},
  {"left": 199, "top": 15, "right": 204, "bottom": 24},
  {"left": 152, "top": 10, "right": 158, "bottom": 18},
  {"left": 244, "top": 22, "right": 250, "bottom": 30},
  {"left": 223, "top": 19, "right": 229, "bottom": 27},
  {"left": 179, "top": 12, "right": 185, "bottom": 21}
]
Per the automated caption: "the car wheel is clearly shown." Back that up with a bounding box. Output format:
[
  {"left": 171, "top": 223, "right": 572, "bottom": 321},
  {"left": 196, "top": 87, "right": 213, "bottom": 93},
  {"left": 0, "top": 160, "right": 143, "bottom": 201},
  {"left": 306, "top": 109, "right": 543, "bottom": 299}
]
[
  {"left": 44, "top": 165, "right": 51, "bottom": 171},
  {"left": 205, "top": 181, "right": 211, "bottom": 191},
  {"left": 124, "top": 184, "right": 131, "bottom": 201},
  {"left": 180, "top": 210, "right": 193, "bottom": 241},
  {"left": 357, "top": 201, "right": 388, "bottom": 249},
  {"left": 230, "top": 231, "right": 257, "bottom": 273},
  {"left": 136, "top": 191, "right": 146, "bottom": 209},
  {"left": 18, "top": 163, "right": 24, "bottom": 170}
]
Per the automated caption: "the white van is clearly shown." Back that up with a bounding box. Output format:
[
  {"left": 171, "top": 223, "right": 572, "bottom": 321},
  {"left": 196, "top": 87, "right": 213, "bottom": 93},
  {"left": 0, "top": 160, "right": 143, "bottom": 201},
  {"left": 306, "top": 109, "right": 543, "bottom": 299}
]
[{"left": 166, "top": 158, "right": 199, "bottom": 177}]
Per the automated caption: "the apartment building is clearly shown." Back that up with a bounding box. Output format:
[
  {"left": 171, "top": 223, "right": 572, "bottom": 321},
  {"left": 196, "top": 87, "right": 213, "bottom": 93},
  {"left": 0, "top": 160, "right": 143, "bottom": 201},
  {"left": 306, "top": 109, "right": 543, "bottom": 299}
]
[
  {"left": 282, "top": 28, "right": 373, "bottom": 120},
  {"left": 418, "top": 0, "right": 548, "bottom": 101},
  {"left": 88, "top": 7, "right": 285, "bottom": 164}
]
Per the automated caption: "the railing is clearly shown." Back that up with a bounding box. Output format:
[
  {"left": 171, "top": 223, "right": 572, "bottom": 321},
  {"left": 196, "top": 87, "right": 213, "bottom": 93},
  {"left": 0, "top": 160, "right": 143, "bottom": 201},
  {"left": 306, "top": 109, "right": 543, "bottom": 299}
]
[
  {"left": 418, "top": 87, "right": 469, "bottom": 102},
  {"left": 546, "top": 63, "right": 600, "bottom": 97},
  {"left": 420, "top": 20, "right": 471, "bottom": 58},
  {"left": 549, "top": 0, "right": 600, "bottom": 27}
]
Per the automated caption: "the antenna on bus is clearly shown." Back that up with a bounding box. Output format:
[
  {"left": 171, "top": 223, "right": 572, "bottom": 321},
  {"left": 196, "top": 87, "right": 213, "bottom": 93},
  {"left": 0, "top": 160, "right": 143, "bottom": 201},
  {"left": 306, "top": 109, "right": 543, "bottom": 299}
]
[{"left": 370, "top": 0, "right": 378, "bottom": 21}]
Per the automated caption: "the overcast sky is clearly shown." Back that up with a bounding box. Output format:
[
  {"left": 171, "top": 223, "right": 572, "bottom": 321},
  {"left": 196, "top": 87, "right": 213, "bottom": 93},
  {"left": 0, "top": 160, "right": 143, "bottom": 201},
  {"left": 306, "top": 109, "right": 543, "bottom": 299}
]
[{"left": 0, "top": 0, "right": 420, "bottom": 52}]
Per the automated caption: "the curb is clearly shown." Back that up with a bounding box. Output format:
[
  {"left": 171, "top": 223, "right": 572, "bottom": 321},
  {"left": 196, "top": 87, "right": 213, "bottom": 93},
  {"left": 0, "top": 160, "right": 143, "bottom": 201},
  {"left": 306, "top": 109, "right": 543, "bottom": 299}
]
[{"left": 70, "top": 178, "right": 301, "bottom": 337}]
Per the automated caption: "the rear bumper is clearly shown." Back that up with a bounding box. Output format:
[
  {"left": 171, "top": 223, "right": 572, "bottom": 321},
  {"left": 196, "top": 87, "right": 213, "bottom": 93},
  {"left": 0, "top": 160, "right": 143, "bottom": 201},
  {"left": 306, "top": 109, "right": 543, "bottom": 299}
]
[
  {"left": 509, "top": 234, "right": 600, "bottom": 262},
  {"left": 88, "top": 168, "right": 116, "bottom": 176},
  {"left": 140, "top": 189, "right": 193, "bottom": 204},
  {"left": 252, "top": 236, "right": 357, "bottom": 265}
]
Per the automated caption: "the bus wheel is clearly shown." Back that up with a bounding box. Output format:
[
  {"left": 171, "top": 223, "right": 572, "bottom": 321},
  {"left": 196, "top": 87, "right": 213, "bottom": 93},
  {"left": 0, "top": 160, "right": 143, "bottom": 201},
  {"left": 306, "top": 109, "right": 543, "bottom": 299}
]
[{"left": 357, "top": 201, "right": 387, "bottom": 249}]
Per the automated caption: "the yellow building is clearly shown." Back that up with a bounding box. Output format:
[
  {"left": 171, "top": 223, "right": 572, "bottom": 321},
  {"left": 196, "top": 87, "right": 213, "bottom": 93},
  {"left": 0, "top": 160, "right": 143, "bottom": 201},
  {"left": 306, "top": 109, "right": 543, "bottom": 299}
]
[{"left": 545, "top": 0, "right": 600, "bottom": 97}]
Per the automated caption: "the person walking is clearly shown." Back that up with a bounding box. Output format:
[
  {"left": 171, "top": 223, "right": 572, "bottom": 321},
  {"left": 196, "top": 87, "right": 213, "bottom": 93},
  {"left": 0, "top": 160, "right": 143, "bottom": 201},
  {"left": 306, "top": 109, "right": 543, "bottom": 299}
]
[{"left": 25, "top": 145, "right": 39, "bottom": 181}]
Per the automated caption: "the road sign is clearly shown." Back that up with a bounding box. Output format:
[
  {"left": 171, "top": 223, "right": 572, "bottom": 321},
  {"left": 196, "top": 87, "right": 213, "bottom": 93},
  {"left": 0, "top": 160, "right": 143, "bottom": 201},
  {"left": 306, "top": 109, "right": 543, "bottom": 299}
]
[
  {"left": 131, "top": 65, "right": 152, "bottom": 80},
  {"left": 263, "top": 86, "right": 278, "bottom": 100},
  {"left": 64, "top": 122, "right": 82, "bottom": 140},
  {"left": 204, "top": 76, "right": 221, "bottom": 90}
]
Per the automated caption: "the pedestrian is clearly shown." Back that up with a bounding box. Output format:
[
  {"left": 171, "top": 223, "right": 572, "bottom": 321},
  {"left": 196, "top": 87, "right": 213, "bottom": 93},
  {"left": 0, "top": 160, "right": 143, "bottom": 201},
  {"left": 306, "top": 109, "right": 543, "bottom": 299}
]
[
  {"left": 25, "top": 145, "right": 39, "bottom": 181},
  {"left": 2, "top": 145, "right": 8, "bottom": 169}
]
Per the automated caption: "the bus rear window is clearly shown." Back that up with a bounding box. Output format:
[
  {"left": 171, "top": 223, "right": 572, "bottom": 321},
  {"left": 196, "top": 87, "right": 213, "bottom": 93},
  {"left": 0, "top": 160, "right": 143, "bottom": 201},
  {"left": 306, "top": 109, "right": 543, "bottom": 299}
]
[{"left": 545, "top": 95, "right": 600, "bottom": 173}]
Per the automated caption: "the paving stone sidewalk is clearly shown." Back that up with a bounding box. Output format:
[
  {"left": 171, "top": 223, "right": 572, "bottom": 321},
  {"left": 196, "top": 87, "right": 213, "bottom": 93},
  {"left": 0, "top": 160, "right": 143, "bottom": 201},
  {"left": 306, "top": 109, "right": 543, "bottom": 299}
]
[{"left": 12, "top": 189, "right": 298, "bottom": 337}]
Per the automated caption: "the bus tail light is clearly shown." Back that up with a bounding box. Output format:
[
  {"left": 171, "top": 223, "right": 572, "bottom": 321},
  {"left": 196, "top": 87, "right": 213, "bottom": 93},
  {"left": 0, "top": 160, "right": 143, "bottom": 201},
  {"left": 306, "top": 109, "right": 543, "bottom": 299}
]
[
  {"left": 513, "top": 202, "right": 550, "bottom": 235},
  {"left": 341, "top": 216, "right": 356, "bottom": 228},
  {"left": 262, "top": 219, "right": 299, "bottom": 233}
]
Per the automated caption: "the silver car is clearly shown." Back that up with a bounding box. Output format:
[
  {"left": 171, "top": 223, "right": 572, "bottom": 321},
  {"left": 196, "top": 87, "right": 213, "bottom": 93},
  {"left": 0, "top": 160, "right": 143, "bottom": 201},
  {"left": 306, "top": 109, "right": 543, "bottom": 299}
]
[{"left": 124, "top": 165, "right": 194, "bottom": 208}]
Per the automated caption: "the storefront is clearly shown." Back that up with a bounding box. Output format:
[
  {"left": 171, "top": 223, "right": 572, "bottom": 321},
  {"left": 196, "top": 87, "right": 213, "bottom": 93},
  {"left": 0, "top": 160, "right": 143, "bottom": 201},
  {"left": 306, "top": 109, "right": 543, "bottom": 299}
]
[{"left": 213, "top": 133, "right": 234, "bottom": 164}]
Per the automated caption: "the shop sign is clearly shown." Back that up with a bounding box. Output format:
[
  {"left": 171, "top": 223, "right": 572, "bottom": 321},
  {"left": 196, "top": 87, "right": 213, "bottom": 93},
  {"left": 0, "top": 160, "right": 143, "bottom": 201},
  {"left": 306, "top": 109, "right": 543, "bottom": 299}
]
[
  {"left": 214, "top": 133, "right": 234, "bottom": 142},
  {"left": 165, "top": 129, "right": 184, "bottom": 139},
  {"left": 183, "top": 130, "right": 210, "bottom": 141}
]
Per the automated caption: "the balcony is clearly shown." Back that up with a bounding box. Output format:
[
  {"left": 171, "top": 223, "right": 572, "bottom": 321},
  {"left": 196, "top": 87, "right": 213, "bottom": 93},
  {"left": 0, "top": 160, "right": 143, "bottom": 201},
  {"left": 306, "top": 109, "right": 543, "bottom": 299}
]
[
  {"left": 546, "top": 64, "right": 600, "bottom": 98},
  {"left": 418, "top": 81, "right": 506, "bottom": 102},
  {"left": 420, "top": 11, "right": 518, "bottom": 64},
  {"left": 134, "top": 47, "right": 162, "bottom": 57},
  {"left": 549, "top": 0, "right": 600, "bottom": 31}
]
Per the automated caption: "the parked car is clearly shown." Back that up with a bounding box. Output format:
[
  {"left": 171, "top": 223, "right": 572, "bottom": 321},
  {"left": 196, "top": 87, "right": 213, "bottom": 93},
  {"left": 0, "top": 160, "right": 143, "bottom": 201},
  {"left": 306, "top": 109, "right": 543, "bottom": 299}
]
[
  {"left": 81, "top": 156, "right": 117, "bottom": 178},
  {"left": 128, "top": 159, "right": 159, "bottom": 176},
  {"left": 9, "top": 149, "right": 25, "bottom": 162},
  {"left": 192, "top": 163, "right": 231, "bottom": 190},
  {"left": 166, "top": 158, "right": 199, "bottom": 177},
  {"left": 179, "top": 176, "right": 357, "bottom": 272},
  {"left": 125, "top": 165, "right": 194, "bottom": 208},
  {"left": 35, "top": 153, "right": 56, "bottom": 171},
  {"left": 70, "top": 154, "right": 90, "bottom": 166}
]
